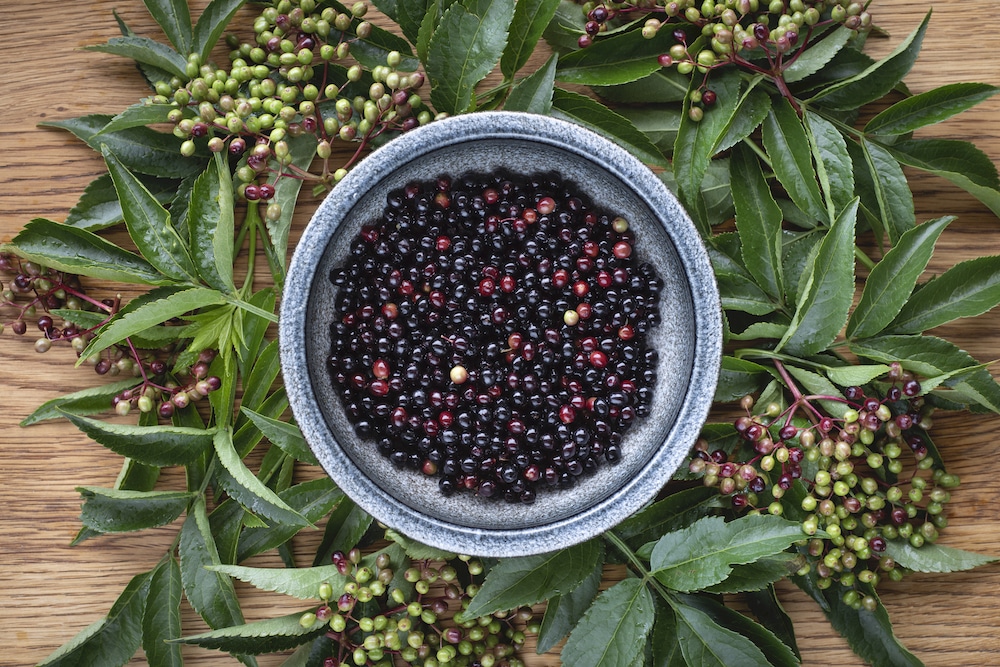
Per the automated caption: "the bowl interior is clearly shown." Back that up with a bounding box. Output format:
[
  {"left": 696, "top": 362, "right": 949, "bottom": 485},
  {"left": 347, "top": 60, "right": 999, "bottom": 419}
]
[{"left": 282, "top": 112, "right": 720, "bottom": 555}]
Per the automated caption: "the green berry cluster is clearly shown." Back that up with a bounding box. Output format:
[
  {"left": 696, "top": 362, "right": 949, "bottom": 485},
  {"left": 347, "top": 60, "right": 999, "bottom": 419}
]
[
  {"left": 688, "top": 361, "right": 958, "bottom": 611},
  {"left": 303, "top": 544, "right": 536, "bottom": 667},
  {"left": 579, "top": 0, "right": 871, "bottom": 119},
  {"left": 152, "top": 0, "right": 434, "bottom": 201}
]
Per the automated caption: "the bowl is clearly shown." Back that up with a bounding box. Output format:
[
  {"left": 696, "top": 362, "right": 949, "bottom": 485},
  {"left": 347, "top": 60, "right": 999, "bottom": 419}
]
[{"left": 279, "top": 111, "right": 721, "bottom": 557}]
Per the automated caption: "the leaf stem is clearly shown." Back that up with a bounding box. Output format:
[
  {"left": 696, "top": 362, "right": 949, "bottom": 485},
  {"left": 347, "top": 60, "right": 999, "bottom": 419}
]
[{"left": 603, "top": 530, "right": 674, "bottom": 601}]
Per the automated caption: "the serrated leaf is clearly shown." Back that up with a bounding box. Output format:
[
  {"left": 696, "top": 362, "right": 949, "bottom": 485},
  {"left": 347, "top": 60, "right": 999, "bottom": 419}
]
[
  {"left": 391, "top": 0, "right": 429, "bottom": 43},
  {"left": 6, "top": 218, "right": 169, "bottom": 285},
  {"left": 65, "top": 173, "right": 177, "bottom": 232},
  {"left": 37, "top": 571, "right": 150, "bottom": 667},
  {"left": 715, "top": 83, "right": 771, "bottom": 154},
  {"left": 593, "top": 67, "right": 690, "bottom": 104},
  {"left": 551, "top": 87, "right": 666, "bottom": 167},
  {"left": 617, "top": 106, "right": 681, "bottom": 155},
  {"left": 504, "top": 54, "right": 557, "bottom": 114},
  {"left": 143, "top": 556, "right": 183, "bottom": 667},
  {"left": 180, "top": 495, "right": 246, "bottom": 630},
  {"left": 80, "top": 286, "right": 227, "bottom": 362},
  {"left": 188, "top": 153, "right": 236, "bottom": 292},
  {"left": 192, "top": 0, "right": 246, "bottom": 63},
  {"left": 886, "top": 138, "right": 1000, "bottom": 218},
  {"left": 889, "top": 255, "right": 1000, "bottom": 333},
  {"left": 100, "top": 102, "right": 180, "bottom": 135},
  {"left": 103, "top": 145, "right": 199, "bottom": 283},
  {"left": 556, "top": 27, "right": 673, "bottom": 86},
  {"left": 884, "top": 539, "right": 997, "bottom": 573},
  {"left": 848, "top": 216, "right": 953, "bottom": 339},
  {"left": 650, "top": 514, "right": 805, "bottom": 592},
  {"left": 237, "top": 479, "right": 344, "bottom": 562},
  {"left": 384, "top": 528, "right": 457, "bottom": 561},
  {"left": 783, "top": 26, "right": 853, "bottom": 83},
  {"left": 731, "top": 142, "right": 783, "bottom": 300},
  {"left": 312, "top": 499, "right": 373, "bottom": 565},
  {"left": 671, "top": 596, "right": 771, "bottom": 667},
  {"left": 650, "top": 599, "right": 685, "bottom": 667},
  {"left": 784, "top": 364, "right": 847, "bottom": 417},
  {"left": 614, "top": 486, "right": 724, "bottom": 550},
  {"left": 674, "top": 593, "right": 796, "bottom": 667},
  {"left": 823, "top": 363, "right": 892, "bottom": 387},
  {"left": 500, "top": 0, "right": 560, "bottom": 78},
  {"left": 707, "top": 244, "right": 779, "bottom": 316},
  {"left": 745, "top": 585, "right": 801, "bottom": 661},
  {"left": 849, "top": 138, "right": 915, "bottom": 243},
  {"left": 808, "top": 11, "right": 929, "bottom": 111},
  {"left": 85, "top": 36, "right": 188, "bottom": 79},
  {"left": 779, "top": 198, "right": 857, "bottom": 355},
  {"left": 211, "top": 562, "right": 348, "bottom": 600},
  {"left": 42, "top": 114, "right": 207, "bottom": 179},
  {"left": 175, "top": 610, "right": 326, "bottom": 654},
  {"left": 266, "top": 135, "right": 317, "bottom": 284},
  {"left": 426, "top": 0, "right": 515, "bottom": 114},
  {"left": 143, "top": 0, "right": 193, "bottom": 53},
  {"left": 562, "top": 578, "right": 654, "bottom": 667},
  {"left": 866, "top": 83, "right": 1000, "bottom": 136},
  {"left": 62, "top": 412, "right": 214, "bottom": 467},
  {"left": 21, "top": 378, "right": 139, "bottom": 426},
  {"left": 703, "top": 555, "right": 798, "bottom": 594},
  {"left": 536, "top": 556, "right": 603, "bottom": 654},
  {"left": 762, "top": 96, "right": 827, "bottom": 223},
  {"left": 464, "top": 538, "right": 604, "bottom": 617},
  {"left": 77, "top": 487, "right": 192, "bottom": 533},
  {"left": 239, "top": 408, "right": 317, "bottom": 464},
  {"left": 715, "top": 356, "right": 771, "bottom": 403},
  {"left": 806, "top": 111, "right": 854, "bottom": 220}
]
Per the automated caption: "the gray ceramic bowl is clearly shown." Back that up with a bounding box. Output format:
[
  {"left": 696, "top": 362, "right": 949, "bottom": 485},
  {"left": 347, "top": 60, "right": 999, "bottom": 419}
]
[{"left": 280, "top": 111, "right": 721, "bottom": 557}]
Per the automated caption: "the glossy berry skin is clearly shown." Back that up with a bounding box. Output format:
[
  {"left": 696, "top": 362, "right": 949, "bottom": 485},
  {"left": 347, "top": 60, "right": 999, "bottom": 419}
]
[{"left": 327, "top": 171, "right": 663, "bottom": 503}]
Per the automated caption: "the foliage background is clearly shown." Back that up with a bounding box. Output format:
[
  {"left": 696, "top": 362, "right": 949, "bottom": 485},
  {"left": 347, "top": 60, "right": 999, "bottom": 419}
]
[{"left": 1, "top": 1, "right": 1000, "bottom": 665}]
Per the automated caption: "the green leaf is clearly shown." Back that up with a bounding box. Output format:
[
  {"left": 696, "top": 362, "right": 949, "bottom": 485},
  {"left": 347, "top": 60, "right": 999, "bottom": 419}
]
[
  {"left": 650, "top": 514, "right": 805, "bottom": 592},
  {"left": 192, "top": 0, "right": 246, "bottom": 64},
  {"left": 85, "top": 36, "right": 188, "bottom": 79},
  {"left": 180, "top": 495, "right": 246, "bottom": 630},
  {"left": 65, "top": 173, "right": 177, "bottom": 232},
  {"left": 889, "top": 255, "right": 1000, "bottom": 334},
  {"left": 143, "top": 556, "right": 183, "bottom": 667},
  {"left": 239, "top": 408, "right": 317, "bottom": 464},
  {"left": 884, "top": 539, "right": 997, "bottom": 573},
  {"left": 188, "top": 153, "right": 237, "bottom": 292},
  {"left": 37, "top": 571, "right": 150, "bottom": 667},
  {"left": 62, "top": 412, "right": 214, "bottom": 467},
  {"left": 715, "top": 83, "right": 771, "bottom": 154},
  {"left": 823, "top": 363, "right": 892, "bottom": 387},
  {"left": 213, "top": 427, "right": 311, "bottom": 528},
  {"left": 266, "top": 135, "right": 318, "bottom": 283},
  {"left": 103, "top": 145, "right": 199, "bottom": 283},
  {"left": 211, "top": 562, "right": 348, "bottom": 600},
  {"left": 6, "top": 218, "right": 169, "bottom": 285},
  {"left": 593, "top": 67, "right": 690, "bottom": 104},
  {"left": 866, "top": 83, "right": 1000, "bottom": 136},
  {"left": 142, "top": 0, "right": 193, "bottom": 53},
  {"left": 42, "top": 115, "right": 207, "bottom": 179},
  {"left": 731, "top": 142, "right": 783, "bottom": 300},
  {"left": 312, "top": 499, "right": 373, "bottom": 565},
  {"left": 237, "top": 479, "right": 344, "bottom": 562},
  {"left": 805, "top": 111, "right": 854, "bottom": 219},
  {"left": 80, "top": 286, "right": 227, "bottom": 361},
  {"left": 617, "top": 106, "right": 681, "bottom": 155},
  {"left": 885, "top": 138, "right": 1000, "bottom": 218},
  {"left": 650, "top": 600, "right": 685, "bottom": 667},
  {"left": 783, "top": 364, "right": 847, "bottom": 417},
  {"left": 707, "top": 244, "right": 779, "bottom": 316},
  {"left": 849, "top": 216, "right": 953, "bottom": 339},
  {"left": 77, "top": 487, "right": 192, "bottom": 533},
  {"left": 778, "top": 198, "right": 857, "bottom": 355},
  {"left": 426, "top": 0, "right": 515, "bottom": 114},
  {"left": 100, "top": 102, "right": 180, "bottom": 135},
  {"left": 783, "top": 26, "right": 853, "bottom": 83},
  {"left": 175, "top": 610, "right": 326, "bottom": 654},
  {"left": 673, "top": 593, "right": 794, "bottom": 667},
  {"left": 463, "top": 539, "right": 605, "bottom": 617},
  {"left": 536, "top": 556, "right": 603, "bottom": 654},
  {"left": 614, "top": 486, "right": 724, "bottom": 551},
  {"left": 746, "top": 586, "right": 801, "bottom": 661},
  {"left": 21, "top": 378, "right": 139, "bottom": 426},
  {"left": 504, "top": 54, "right": 557, "bottom": 114},
  {"left": 556, "top": 27, "right": 674, "bottom": 86},
  {"left": 715, "top": 356, "right": 771, "bottom": 403},
  {"left": 500, "top": 0, "right": 560, "bottom": 78},
  {"left": 762, "top": 96, "right": 827, "bottom": 223},
  {"left": 850, "top": 138, "right": 915, "bottom": 243},
  {"left": 392, "top": 0, "right": 429, "bottom": 43},
  {"left": 561, "top": 578, "right": 654, "bottom": 667},
  {"left": 808, "top": 11, "right": 929, "bottom": 110},
  {"left": 384, "top": 528, "right": 457, "bottom": 561},
  {"left": 551, "top": 87, "right": 666, "bottom": 167},
  {"left": 703, "top": 555, "right": 798, "bottom": 594}
]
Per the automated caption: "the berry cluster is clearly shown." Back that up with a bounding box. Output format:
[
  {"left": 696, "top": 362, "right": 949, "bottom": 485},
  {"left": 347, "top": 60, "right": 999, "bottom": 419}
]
[
  {"left": 688, "top": 361, "right": 957, "bottom": 611},
  {"left": 579, "top": 0, "right": 871, "bottom": 118},
  {"left": 153, "top": 0, "right": 433, "bottom": 204},
  {"left": 327, "top": 171, "right": 663, "bottom": 503},
  {"left": 0, "top": 253, "right": 222, "bottom": 419},
  {"left": 303, "top": 544, "right": 535, "bottom": 667}
]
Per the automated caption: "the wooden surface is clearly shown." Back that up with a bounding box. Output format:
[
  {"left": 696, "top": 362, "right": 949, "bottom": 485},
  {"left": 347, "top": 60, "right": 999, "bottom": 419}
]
[{"left": 3, "top": 2, "right": 1000, "bottom": 665}]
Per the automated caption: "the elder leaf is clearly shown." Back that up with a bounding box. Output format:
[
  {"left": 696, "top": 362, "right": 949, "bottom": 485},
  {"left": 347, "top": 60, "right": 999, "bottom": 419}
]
[
  {"left": 65, "top": 173, "right": 177, "bottom": 232},
  {"left": 504, "top": 54, "right": 557, "bottom": 114},
  {"left": 236, "top": 479, "right": 344, "bottom": 562},
  {"left": 732, "top": 142, "right": 783, "bottom": 300},
  {"left": 142, "top": 556, "right": 183, "bottom": 667},
  {"left": 888, "top": 255, "right": 1000, "bottom": 334},
  {"left": 551, "top": 87, "right": 666, "bottom": 167},
  {"left": 180, "top": 496, "right": 246, "bottom": 630},
  {"left": 555, "top": 26, "right": 674, "bottom": 86},
  {"left": 192, "top": 0, "right": 246, "bottom": 63},
  {"left": 463, "top": 538, "right": 605, "bottom": 617},
  {"left": 174, "top": 611, "right": 327, "bottom": 654},
  {"left": 535, "top": 556, "right": 603, "bottom": 654},
  {"left": 142, "top": 0, "right": 193, "bottom": 53},
  {"left": 77, "top": 487, "right": 192, "bottom": 533},
  {"left": 62, "top": 412, "right": 214, "bottom": 467},
  {"left": 670, "top": 594, "right": 771, "bottom": 667},
  {"left": 883, "top": 540, "right": 997, "bottom": 573},
  {"left": 866, "top": 82, "right": 1000, "bottom": 136},
  {"left": 675, "top": 593, "right": 798, "bottom": 667},
  {"left": 85, "top": 36, "right": 188, "bottom": 79},
  {"left": 188, "top": 153, "right": 237, "bottom": 293},
  {"left": 783, "top": 25, "right": 853, "bottom": 83},
  {"left": 99, "top": 103, "right": 179, "bottom": 135},
  {"left": 762, "top": 96, "right": 827, "bottom": 223},
  {"left": 210, "top": 562, "right": 349, "bottom": 601},
  {"left": 849, "top": 138, "right": 915, "bottom": 244},
  {"left": 806, "top": 111, "right": 854, "bottom": 220},
  {"left": 561, "top": 578, "right": 654, "bottom": 667},
  {"left": 500, "top": 0, "right": 560, "bottom": 78},
  {"left": 21, "top": 378, "right": 140, "bottom": 425}
]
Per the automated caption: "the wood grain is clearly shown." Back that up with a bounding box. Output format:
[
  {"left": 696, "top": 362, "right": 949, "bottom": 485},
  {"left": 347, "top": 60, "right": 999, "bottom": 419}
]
[{"left": 2, "top": 2, "right": 1000, "bottom": 665}]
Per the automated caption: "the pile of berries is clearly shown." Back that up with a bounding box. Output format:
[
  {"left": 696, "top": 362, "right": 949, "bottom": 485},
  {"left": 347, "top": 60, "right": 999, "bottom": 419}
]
[
  {"left": 303, "top": 545, "right": 535, "bottom": 667},
  {"left": 327, "top": 171, "right": 663, "bottom": 503},
  {"left": 151, "top": 0, "right": 434, "bottom": 206},
  {"left": 687, "top": 361, "right": 958, "bottom": 611},
  {"left": 0, "top": 252, "right": 222, "bottom": 419}
]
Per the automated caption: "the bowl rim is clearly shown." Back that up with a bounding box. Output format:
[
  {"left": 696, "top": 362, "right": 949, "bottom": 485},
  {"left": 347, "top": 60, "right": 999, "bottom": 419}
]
[{"left": 279, "top": 110, "right": 722, "bottom": 556}]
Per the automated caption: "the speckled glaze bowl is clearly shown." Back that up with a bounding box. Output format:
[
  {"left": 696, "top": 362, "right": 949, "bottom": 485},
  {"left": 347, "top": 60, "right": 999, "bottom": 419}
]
[{"left": 279, "top": 111, "right": 721, "bottom": 557}]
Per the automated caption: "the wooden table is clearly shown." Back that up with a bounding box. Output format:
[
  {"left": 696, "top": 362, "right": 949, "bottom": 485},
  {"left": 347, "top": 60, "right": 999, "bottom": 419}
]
[{"left": 3, "top": 2, "right": 1000, "bottom": 665}]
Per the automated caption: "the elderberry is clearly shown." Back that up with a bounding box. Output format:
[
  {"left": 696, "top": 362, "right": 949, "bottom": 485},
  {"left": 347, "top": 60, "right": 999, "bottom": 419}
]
[{"left": 327, "top": 171, "right": 663, "bottom": 502}]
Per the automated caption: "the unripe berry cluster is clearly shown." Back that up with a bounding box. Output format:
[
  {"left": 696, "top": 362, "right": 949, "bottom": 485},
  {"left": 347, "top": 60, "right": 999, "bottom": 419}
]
[
  {"left": 155, "top": 0, "right": 435, "bottom": 200},
  {"left": 687, "top": 361, "right": 957, "bottom": 611},
  {"left": 302, "top": 541, "right": 536, "bottom": 667},
  {"left": 578, "top": 0, "right": 872, "bottom": 119}
]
